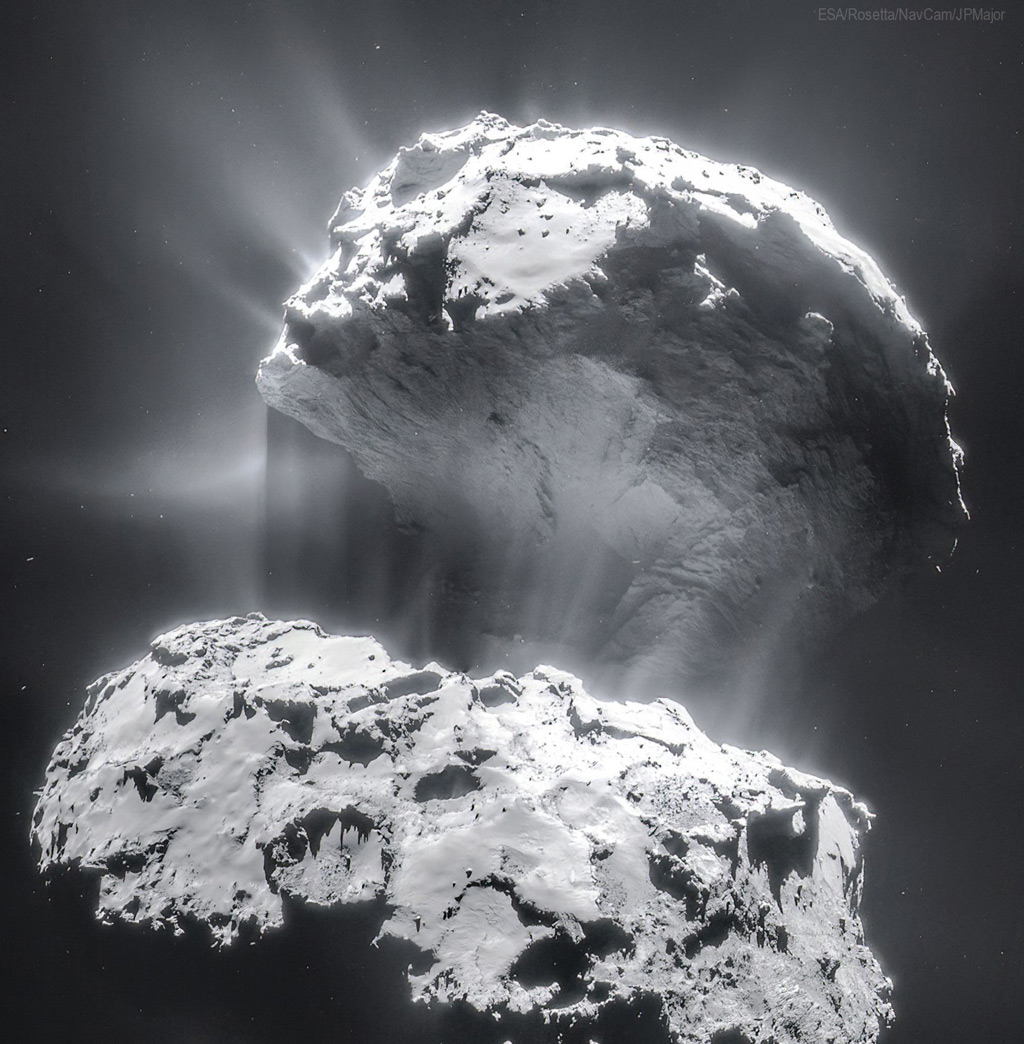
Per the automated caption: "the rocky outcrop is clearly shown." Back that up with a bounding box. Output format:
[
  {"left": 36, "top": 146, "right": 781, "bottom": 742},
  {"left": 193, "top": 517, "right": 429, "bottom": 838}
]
[
  {"left": 256, "top": 113, "right": 964, "bottom": 691},
  {"left": 34, "top": 615, "right": 892, "bottom": 1044}
]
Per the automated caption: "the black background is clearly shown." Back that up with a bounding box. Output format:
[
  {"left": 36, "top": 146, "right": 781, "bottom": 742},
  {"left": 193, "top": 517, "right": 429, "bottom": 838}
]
[{"left": 2, "top": 2, "right": 1021, "bottom": 1041}]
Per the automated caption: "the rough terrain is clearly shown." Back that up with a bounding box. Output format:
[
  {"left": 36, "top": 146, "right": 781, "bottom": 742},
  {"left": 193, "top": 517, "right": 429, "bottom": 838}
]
[{"left": 34, "top": 614, "right": 892, "bottom": 1044}]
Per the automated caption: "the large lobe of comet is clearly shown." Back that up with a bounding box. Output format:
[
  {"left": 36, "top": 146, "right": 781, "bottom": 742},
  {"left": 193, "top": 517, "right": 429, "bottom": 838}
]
[{"left": 257, "top": 112, "right": 964, "bottom": 691}]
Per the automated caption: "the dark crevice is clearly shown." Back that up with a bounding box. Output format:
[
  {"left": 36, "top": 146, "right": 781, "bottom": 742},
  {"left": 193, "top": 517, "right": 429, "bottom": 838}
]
[
  {"left": 477, "top": 683, "right": 517, "bottom": 707},
  {"left": 681, "top": 908, "right": 734, "bottom": 960},
  {"left": 348, "top": 690, "right": 385, "bottom": 712},
  {"left": 261, "top": 698, "right": 316, "bottom": 745},
  {"left": 413, "top": 765, "right": 480, "bottom": 802},
  {"left": 465, "top": 875, "right": 555, "bottom": 930},
  {"left": 746, "top": 796, "right": 822, "bottom": 906},
  {"left": 542, "top": 167, "right": 635, "bottom": 208},
  {"left": 445, "top": 291, "right": 484, "bottom": 331},
  {"left": 153, "top": 687, "right": 194, "bottom": 726},
  {"left": 648, "top": 853, "right": 706, "bottom": 921},
  {"left": 602, "top": 724, "right": 686, "bottom": 756},
  {"left": 283, "top": 746, "right": 313, "bottom": 774},
  {"left": 383, "top": 671, "right": 443, "bottom": 699},
  {"left": 454, "top": 747, "right": 496, "bottom": 766},
  {"left": 510, "top": 934, "right": 589, "bottom": 1005},
  {"left": 508, "top": 918, "right": 633, "bottom": 1008},
  {"left": 567, "top": 701, "right": 602, "bottom": 739},
  {"left": 122, "top": 765, "right": 158, "bottom": 803},
  {"left": 322, "top": 724, "right": 385, "bottom": 766},
  {"left": 150, "top": 644, "right": 189, "bottom": 668},
  {"left": 262, "top": 807, "right": 379, "bottom": 888},
  {"left": 285, "top": 311, "right": 380, "bottom": 377},
  {"left": 385, "top": 231, "right": 449, "bottom": 327},
  {"left": 102, "top": 835, "right": 173, "bottom": 880}
]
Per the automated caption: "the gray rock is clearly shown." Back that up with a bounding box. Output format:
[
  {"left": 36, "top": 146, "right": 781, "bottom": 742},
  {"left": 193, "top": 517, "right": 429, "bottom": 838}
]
[
  {"left": 34, "top": 614, "right": 892, "bottom": 1044},
  {"left": 257, "top": 114, "right": 964, "bottom": 692}
]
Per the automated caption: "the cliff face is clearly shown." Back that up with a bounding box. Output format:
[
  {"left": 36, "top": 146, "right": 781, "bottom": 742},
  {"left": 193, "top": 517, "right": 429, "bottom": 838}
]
[
  {"left": 34, "top": 615, "right": 892, "bottom": 1044},
  {"left": 257, "top": 113, "right": 963, "bottom": 690}
]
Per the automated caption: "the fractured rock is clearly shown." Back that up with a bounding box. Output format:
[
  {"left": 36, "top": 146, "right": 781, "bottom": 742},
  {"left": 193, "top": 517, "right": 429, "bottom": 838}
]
[
  {"left": 34, "top": 614, "right": 892, "bottom": 1044},
  {"left": 257, "top": 113, "right": 964, "bottom": 691}
]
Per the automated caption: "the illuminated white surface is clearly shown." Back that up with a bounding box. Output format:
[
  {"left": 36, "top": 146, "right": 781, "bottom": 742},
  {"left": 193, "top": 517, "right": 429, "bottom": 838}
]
[{"left": 35, "top": 614, "right": 892, "bottom": 1043}]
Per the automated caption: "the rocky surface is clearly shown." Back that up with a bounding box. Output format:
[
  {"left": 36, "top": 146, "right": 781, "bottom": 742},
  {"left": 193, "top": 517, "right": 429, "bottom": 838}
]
[
  {"left": 34, "top": 614, "right": 892, "bottom": 1043},
  {"left": 257, "top": 114, "right": 964, "bottom": 692}
]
